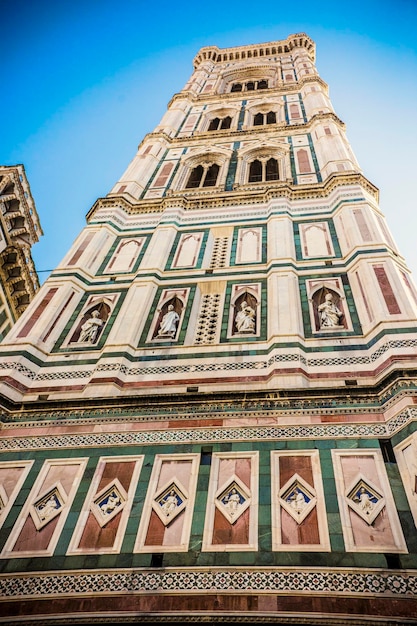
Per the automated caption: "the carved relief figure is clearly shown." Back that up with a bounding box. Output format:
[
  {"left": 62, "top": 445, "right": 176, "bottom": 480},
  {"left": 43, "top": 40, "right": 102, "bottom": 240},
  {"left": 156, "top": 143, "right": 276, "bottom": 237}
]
[
  {"left": 235, "top": 300, "right": 256, "bottom": 334},
  {"left": 78, "top": 310, "right": 104, "bottom": 343},
  {"left": 354, "top": 487, "right": 374, "bottom": 513},
  {"left": 100, "top": 492, "right": 121, "bottom": 515},
  {"left": 38, "top": 495, "right": 60, "bottom": 521},
  {"left": 288, "top": 488, "right": 307, "bottom": 512},
  {"left": 161, "top": 490, "right": 179, "bottom": 516},
  {"left": 157, "top": 304, "right": 180, "bottom": 338},
  {"left": 318, "top": 293, "right": 343, "bottom": 328},
  {"left": 225, "top": 488, "right": 241, "bottom": 515}
]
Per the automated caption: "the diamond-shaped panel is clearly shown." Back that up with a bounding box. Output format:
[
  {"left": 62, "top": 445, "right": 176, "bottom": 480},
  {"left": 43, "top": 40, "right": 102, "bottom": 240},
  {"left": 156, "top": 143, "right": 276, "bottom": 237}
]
[
  {"left": 279, "top": 473, "right": 317, "bottom": 524},
  {"left": 215, "top": 475, "right": 251, "bottom": 525},
  {"left": 0, "top": 484, "right": 8, "bottom": 517},
  {"left": 152, "top": 479, "right": 188, "bottom": 526},
  {"left": 346, "top": 474, "right": 385, "bottom": 525},
  {"left": 91, "top": 478, "right": 127, "bottom": 528},
  {"left": 29, "top": 482, "right": 67, "bottom": 530}
]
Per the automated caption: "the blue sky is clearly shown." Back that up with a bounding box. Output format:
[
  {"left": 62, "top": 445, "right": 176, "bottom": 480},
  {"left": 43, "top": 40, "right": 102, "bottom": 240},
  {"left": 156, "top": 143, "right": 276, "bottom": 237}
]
[{"left": 2, "top": 0, "right": 417, "bottom": 283}]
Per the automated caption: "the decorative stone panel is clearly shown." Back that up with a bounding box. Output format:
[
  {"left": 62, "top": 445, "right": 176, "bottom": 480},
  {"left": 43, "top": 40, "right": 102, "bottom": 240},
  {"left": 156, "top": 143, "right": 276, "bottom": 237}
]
[
  {"left": 67, "top": 455, "right": 143, "bottom": 555},
  {"left": 202, "top": 451, "right": 258, "bottom": 551},
  {"left": 332, "top": 449, "right": 407, "bottom": 553},
  {"left": 271, "top": 450, "right": 330, "bottom": 551},
  {"left": 135, "top": 453, "right": 200, "bottom": 553},
  {"left": 1, "top": 458, "right": 88, "bottom": 558}
]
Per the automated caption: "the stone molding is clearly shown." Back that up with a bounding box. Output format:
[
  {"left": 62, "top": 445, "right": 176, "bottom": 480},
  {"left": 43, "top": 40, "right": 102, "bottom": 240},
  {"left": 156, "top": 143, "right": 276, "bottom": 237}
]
[{"left": 0, "top": 406, "right": 415, "bottom": 452}]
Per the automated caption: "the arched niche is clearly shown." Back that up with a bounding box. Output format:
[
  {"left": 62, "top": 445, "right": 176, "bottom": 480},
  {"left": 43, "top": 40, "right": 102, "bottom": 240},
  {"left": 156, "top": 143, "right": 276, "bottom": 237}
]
[
  {"left": 312, "top": 287, "right": 345, "bottom": 331},
  {"left": 70, "top": 302, "right": 111, "bottom": 344},
  {"left": 232, "top": 290, "right": 258, "bottom": 335},
  {"left": 152, "top": 295, "right": 184, "bottom": 340}
]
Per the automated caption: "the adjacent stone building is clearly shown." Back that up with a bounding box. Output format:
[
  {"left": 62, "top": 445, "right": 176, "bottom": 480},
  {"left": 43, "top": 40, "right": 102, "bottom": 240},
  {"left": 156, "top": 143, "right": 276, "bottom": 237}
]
[
  {"left": 0, "top": 34, "right": 416, "bottom": 624},
  {"left": 0, "top": 165, "right": 42, "bottom": 339}
]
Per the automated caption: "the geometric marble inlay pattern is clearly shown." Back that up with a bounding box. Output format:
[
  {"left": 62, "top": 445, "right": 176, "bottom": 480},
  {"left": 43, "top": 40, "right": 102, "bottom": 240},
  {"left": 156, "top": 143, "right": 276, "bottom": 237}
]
[
  {"left": 0, "top": 419, "right": 406, "bottom": 453},
  {"left": 4, "top": 338, "right": 417, "bottom": 383},
  {"left": 0, "top": 567, "right": 416, "bottom": 597}
]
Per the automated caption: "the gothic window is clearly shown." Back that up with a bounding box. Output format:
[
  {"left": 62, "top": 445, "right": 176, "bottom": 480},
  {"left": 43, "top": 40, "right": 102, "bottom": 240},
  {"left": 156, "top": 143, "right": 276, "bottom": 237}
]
[
  {"left": 185, "top": 163, "right": 220, "bottom": 188},
  {"left": 253, "top": 113, "right": 263, "bottom": 126},
  {"left": 221, "top": 116, "right": 231, "bottom": 129},
  {"left": 248, "top": 160, "right": 262, "bottom": 183},
  {"left": 266, "top": 158, "right": 279, "bottom": 180},
  {"left": 253, "top": 111, "right": 276, "bottom": 126},
  {"left": 248, "top": 158, "right": 279, "bottom": 183},
  {"left": 208, "top": 116, "right": 231, "bottom": 131},
  {"left": 230, "top": 80, "right": 268, "bottom": 92}
]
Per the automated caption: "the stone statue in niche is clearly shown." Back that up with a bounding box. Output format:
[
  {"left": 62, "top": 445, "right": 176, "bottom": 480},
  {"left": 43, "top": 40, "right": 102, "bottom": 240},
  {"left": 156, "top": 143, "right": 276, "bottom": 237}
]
[
  {"left": 78, "top": 310, "right": 104, "bottom": 343},
  {"left": 157, "top": 304, "right": 180, "bottom": 338},
  {"left": 318, "top": 293, "right": 343, "bottom": 328},
  {"left": 235, "top": 300, "right": 256, "bottom": 334}
]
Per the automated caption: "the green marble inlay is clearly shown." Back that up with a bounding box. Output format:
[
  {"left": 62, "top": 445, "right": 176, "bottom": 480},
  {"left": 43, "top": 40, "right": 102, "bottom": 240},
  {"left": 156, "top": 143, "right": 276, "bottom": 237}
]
[
  {"left": 220, "top": 278, "right": 267, "bottom": 343},
  {"left": 298, "top": 272, "right": 362, "bottom": 338},
  {"left": 225, "top": 141, "right": 240, "bottom": 192},
  {"left": 308, "top": 133, "right": 322, "bottom": 183},
  {"left": 230, "top": 224, "right": 267, "bottom": 266},
  {"left": 237, "top": 100, "right": 247, "bottom": 131},
  {"left": 97, "top": 235, "right": 151, "bottom": 276},
  {"left": 165, "top": 229, "right": 209, "bottom": 271},
  {"left": 53, "top": 288, "right": 128, "bottom": 352},
  {"left": 138, "top": 283, "right": 197, "bottom": 347},
  {"left": 139, "top": 149, "right": 169, "bottom": 199},
  {"left": 293, "top": 218, "right": 341, "bottom": 261},
  {"left": 287, "top": 136, "right": 297, "bottom": 183}
]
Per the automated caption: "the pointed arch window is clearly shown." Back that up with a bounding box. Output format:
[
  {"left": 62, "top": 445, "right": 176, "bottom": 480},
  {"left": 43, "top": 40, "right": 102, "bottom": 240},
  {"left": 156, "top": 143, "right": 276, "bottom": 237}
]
[
  {"left": 248, "top": 160, "right": 263, "bottom": 183},
  {"left": 253, "top": 111, "right": 276, "bottom": 126},
  {"left": 208, "top": 116, "right": 232, "bottom": 131},
  {"left": 253, "top": 113, "right": 264, "bottom": 126},
  {"left": 266, "top": 158, "right": 279, "bottom": 181},
  {"left": 230, "top": 80, "right": 269, "bottom": 93},
  {"left": 248, "top": 158, "right": 279, "bottom": 183},
  {"left": 186, "top": 163, "right": 220, "bottom": 188}
]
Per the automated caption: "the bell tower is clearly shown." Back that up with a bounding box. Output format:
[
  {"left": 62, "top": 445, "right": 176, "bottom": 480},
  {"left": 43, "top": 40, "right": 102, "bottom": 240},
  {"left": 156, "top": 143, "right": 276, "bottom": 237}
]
[{"left": 0, "top": 34, "right": 416, "bottom": 625}]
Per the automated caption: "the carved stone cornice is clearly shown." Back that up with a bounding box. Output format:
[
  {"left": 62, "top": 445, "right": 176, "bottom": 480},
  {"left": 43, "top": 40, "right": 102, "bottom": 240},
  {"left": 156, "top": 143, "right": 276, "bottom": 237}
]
[
  {"left": 192, "top": 33, "right": 316, "bottom": 68},
  {"left": 88, "top": 172, "right": 379, "bottom": 220}
]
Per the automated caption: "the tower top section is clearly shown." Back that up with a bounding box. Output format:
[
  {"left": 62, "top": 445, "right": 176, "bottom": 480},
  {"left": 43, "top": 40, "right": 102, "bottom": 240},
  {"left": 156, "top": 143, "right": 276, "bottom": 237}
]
[{"left": 193, "top": 33, "right": 315, "bottom": 68}]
